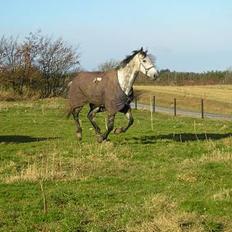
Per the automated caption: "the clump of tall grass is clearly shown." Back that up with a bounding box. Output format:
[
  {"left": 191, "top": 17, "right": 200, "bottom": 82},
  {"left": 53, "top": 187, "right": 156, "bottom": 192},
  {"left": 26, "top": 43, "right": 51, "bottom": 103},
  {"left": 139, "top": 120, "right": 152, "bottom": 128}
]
[
  {"left": 3, "top": 142, "right": 133, "bottom": 183},
  {"left": 127, "top": 194, "right": 205, "bottom": 232}
]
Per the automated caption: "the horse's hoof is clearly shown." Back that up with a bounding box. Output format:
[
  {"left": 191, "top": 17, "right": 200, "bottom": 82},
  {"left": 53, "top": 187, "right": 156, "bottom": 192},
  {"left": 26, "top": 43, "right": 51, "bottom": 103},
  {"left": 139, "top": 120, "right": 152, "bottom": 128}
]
[
  {"left": 76, "top": 132, "right": 82, "bottom": 141},
  {"left": 96, "top": 135, "right": 104, "bottom": 143},
  {"left": 114, "top": 128, "right": 124, "bottom": 134}
]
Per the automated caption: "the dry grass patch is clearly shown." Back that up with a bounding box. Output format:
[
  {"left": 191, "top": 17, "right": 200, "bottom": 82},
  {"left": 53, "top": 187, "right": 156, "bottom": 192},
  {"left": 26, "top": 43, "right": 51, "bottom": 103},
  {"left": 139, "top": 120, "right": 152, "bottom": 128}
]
[
  {"left": 222, "top": 137, "right": 232, "bottom": 146},
  {"left": 135, "top": 85, "right": 232, "bottom": 103},
  {"left": 183, "top": 150, "right": 232, "bottom": 166},
  {"left": 181, "top": 142, "right": 232, "bottom": 168},
  {"left": 213, "top": 188, "right": 232, "bottom": 201},
  {"left": 177, "top": 171, "right": 198, "bottom": 183},
  {"left": 128, "top": 194, "right": 232, "bottom": 231},
  {"left": 3, "top": 142, "right": 133, "bottom": 183},
  {"left": 0, "top": 101, "right": 35, "bottom": 110},
  {"left": 0, "top": 97, "right": 66, "bottom": 111},
  {"left": 199, "top": 150, "right": 232, "bottom": 163},
  {"left": 178, "top": 144, "right": 232, "bottom": 184},
  {"left": 127, "top": 194, "right": 205, "bottom": 232}
]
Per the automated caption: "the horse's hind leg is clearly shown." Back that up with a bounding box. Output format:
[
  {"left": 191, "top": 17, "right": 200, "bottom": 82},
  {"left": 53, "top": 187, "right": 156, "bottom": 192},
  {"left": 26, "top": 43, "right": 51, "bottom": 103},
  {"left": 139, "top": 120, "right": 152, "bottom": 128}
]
[
  {"left": 87, "top": 104, "right": 102, "bottom": 135},
  {"left": 72, "top": 106, "right": 83, "bottom": 140}
]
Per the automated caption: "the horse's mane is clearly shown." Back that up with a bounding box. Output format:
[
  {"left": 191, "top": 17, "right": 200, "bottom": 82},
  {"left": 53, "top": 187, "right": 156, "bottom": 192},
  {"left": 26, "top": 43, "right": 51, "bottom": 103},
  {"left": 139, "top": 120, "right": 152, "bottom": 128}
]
[{"left": 117, "top": 48, "right": 147, "bottom": 69}]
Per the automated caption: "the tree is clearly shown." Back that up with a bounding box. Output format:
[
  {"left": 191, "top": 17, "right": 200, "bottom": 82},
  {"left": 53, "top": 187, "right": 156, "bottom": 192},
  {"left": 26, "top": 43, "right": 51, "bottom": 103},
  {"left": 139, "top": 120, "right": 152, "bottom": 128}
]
[
  {"left": 98, "top": 59, "right": 119, "bottom": 72},
  {"left": 25, "top": 31, "right": 80, "bottom": 97},
  {"left": 0, "top": 31, "right": 80, "bottom": 97},
  {"left": 0, "top": 36, "right": 25, "bottom": 94}
]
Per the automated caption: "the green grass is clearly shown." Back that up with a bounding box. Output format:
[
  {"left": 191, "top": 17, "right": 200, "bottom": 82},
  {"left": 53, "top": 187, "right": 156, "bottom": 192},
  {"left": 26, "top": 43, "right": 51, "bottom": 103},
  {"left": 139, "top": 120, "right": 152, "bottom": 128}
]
[{"left": 0, "top": 98, "right": 232, "bottom": 231}]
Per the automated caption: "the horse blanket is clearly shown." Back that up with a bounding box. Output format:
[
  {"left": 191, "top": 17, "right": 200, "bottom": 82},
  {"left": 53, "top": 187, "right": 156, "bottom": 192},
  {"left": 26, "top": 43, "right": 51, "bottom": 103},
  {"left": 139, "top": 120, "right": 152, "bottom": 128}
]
[{"left": 68, "top": 70, "right": 133, "bottom": 114}]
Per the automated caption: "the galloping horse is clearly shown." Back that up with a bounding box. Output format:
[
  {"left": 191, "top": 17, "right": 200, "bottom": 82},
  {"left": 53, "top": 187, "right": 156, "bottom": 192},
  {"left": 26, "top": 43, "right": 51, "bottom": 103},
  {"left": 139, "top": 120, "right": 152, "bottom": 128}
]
[{"left": 68, "top": 47, "right": 158, "bottom": 142}]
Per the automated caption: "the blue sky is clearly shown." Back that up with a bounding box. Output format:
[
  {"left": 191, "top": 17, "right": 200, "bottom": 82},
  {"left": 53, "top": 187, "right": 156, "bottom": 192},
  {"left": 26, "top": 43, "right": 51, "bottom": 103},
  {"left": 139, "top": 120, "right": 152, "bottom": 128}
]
[{"left": 1, "top": 0, "right": 232, "bottom": 72}]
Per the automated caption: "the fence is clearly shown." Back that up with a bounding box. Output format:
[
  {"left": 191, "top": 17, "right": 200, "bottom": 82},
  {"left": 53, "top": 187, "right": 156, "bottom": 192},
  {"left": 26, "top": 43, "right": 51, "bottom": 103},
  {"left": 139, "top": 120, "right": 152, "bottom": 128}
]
[{"left": 132, "top": 96, "right": 232, "bottom": 121}]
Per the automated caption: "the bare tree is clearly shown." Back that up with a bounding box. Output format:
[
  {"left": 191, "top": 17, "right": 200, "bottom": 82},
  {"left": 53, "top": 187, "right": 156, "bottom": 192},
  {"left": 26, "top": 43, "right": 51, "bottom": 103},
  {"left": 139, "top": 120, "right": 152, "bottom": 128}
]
[
  {"left": 0, "top": 36, "right": 24, "bottom": 94},
  {"left": 98, "top": 59, "right": 119, "bottom": 72},
  {"left": 0, "top": 31, "right": 80, "bottom": 97},
  {"left": 25, "top": 31, "right": 80, "bottom": 96}
]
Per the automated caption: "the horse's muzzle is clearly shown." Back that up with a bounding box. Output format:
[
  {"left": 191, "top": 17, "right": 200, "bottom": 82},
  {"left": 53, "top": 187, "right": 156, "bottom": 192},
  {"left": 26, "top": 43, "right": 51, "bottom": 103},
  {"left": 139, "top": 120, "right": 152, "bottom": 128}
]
[{"left": 153, "top": 71, "right": 159, "bottom": 80}]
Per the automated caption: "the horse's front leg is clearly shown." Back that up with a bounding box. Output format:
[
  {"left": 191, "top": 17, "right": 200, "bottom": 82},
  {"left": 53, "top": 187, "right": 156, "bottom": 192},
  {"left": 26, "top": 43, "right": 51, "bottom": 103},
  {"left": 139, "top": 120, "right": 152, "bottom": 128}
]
[
  {"left": 97, "top": 113, "right": 115, "bottom": 143},
  {"left": 114, "top": 107, "right": 134, "bottom": 134}
]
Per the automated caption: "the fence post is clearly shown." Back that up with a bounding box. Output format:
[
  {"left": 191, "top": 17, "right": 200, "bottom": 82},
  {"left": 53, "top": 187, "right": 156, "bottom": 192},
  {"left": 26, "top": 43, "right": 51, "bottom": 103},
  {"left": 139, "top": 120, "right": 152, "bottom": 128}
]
[
  {"left": 201, "top": 99, "right": 204, "bottom": 119},
  {"left": 134, "top": 96, "right": 137, "bottom": 110},
  {"left": 150, "top": 96, "right": 154, "bottom": 131},
  {"left": 174, "top": 98, "right": 177, "bottom": 116},
  {"left": 152, "top": 96, "right": 156, "bottom": 113}
]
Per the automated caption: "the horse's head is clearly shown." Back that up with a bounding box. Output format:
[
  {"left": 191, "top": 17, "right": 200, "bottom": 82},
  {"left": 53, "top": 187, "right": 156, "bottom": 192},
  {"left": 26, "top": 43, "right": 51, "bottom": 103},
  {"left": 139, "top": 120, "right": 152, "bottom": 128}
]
[
  {"left": 136, "top": 47, "right": 158, "bottom": 80},
  {"left": 117, "top": 48, "right": 159, "bottom": 95}
]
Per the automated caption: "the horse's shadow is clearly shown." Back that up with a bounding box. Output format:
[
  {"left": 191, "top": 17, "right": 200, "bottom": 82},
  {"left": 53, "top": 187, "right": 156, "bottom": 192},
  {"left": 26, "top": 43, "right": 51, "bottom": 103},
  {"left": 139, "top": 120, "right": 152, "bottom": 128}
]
[
  {"left": 125, "top": 133, "right": 232, "bottom": 144},
  {"left": 0, "top": 135, "right": 59, "bottom": 144}
]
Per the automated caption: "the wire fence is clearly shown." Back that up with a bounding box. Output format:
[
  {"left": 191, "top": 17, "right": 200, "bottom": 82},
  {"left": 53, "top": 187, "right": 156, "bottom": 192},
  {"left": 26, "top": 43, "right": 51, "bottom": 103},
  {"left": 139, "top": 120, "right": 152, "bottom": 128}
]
[{"left": 132, "top": 96, "right": 232, "bottom": 121}]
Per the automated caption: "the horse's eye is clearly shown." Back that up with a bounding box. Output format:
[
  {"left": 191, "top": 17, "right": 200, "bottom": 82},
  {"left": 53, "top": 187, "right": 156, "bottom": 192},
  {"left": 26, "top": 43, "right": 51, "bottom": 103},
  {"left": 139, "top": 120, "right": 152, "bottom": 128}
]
[{"left": 143, "top": 60, "right": 147, "bottom": 63}]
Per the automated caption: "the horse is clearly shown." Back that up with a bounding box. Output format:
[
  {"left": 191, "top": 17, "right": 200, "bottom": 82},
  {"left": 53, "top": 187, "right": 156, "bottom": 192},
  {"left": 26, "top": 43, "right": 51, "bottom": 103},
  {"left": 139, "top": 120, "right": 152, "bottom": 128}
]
[{"left": 68, "top": 47, "right": 158, "bottom": 142}]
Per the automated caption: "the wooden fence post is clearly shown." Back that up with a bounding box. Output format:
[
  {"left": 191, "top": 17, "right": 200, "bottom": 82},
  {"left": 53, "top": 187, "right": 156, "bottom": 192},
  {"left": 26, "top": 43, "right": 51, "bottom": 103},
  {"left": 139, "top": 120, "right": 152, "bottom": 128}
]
[
  {"left": 150, "top": 96, "right": 154, "bottom": 131},
  {"left": 201, "top": 99, "right": 204, "bottom": 119},
  {"left": 174, "top": 98, "right": 177, "bottom": 116},
  {"left": 152, "top": 96, "right": 156, "bottom": 113}
]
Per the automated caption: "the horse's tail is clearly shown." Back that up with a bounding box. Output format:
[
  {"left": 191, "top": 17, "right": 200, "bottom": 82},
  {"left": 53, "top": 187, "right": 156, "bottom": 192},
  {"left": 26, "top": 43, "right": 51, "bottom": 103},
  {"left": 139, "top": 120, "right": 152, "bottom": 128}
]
[
  {"left": 66, "top": 109, "right": 72, "bottom": 119},
  {"left": 66, "top": 80, "right": 73, "bottom": 119}
]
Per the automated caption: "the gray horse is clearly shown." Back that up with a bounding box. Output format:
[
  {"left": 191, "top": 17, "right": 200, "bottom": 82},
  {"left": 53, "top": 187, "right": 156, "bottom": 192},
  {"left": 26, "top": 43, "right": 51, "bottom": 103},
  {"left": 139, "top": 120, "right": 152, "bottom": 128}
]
[{"left": 68, "top": 48, "right": 158, "bottom": 142}]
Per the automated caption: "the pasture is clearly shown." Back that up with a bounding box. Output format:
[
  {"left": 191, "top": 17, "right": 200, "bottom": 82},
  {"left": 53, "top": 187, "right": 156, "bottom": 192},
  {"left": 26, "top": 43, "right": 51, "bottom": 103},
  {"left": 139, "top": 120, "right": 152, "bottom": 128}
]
[
  {"left": 1, "top": 98, "right": 232, "bottom": 231},
  {"left": 134, "top": 85, "right": 232, "bottom": 116}
]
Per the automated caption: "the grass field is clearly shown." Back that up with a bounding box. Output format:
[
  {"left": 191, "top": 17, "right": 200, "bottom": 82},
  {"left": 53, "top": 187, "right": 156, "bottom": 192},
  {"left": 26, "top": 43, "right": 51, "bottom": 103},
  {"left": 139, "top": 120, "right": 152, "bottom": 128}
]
[
  {"left": 1, "top": 98, "right": 232, "bottom": 231},
  {"left": 134, "top": 85, "right": 232, "bottom": 116}
]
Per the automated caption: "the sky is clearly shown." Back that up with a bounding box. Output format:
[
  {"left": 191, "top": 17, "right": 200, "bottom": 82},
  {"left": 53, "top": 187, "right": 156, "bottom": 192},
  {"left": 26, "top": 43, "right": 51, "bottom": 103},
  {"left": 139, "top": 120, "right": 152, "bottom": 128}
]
[{"left": 1, "top": 0, "right": 232, "bottom": 72}]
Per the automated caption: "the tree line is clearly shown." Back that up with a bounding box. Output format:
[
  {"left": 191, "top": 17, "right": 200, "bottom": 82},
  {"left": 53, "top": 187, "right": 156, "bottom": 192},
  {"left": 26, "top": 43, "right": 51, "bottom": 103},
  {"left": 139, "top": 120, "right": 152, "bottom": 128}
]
[
  {"left": 98, "top": 60, "right": 232, "bottom": 86},
  {"left": 135, "top": 69, "right": 232, "bottom": 85},
  {"left": 0, "top": 31, "right": 80, "bottom": 98}
]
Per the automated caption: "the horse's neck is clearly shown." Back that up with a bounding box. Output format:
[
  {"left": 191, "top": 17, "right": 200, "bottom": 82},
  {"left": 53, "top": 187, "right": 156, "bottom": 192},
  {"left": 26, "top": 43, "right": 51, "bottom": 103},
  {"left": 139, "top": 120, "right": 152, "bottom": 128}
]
[{"left": 117, "top": 63, "right": 138, "bottom": 95}]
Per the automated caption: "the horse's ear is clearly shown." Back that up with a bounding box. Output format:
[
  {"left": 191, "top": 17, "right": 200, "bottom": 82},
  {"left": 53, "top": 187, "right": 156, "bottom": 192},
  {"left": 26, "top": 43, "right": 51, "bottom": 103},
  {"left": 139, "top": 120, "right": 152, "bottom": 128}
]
[{"left": 140, "top": 47, "right": 143, "bottom": 52}]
